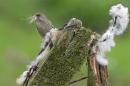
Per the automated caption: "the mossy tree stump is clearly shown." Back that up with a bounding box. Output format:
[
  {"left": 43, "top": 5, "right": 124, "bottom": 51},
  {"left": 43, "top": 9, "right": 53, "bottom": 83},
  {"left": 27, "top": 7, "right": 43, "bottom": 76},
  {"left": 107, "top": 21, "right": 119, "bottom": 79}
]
[{"left": 29, "top": 19, "right": 109, "bottom": 86}]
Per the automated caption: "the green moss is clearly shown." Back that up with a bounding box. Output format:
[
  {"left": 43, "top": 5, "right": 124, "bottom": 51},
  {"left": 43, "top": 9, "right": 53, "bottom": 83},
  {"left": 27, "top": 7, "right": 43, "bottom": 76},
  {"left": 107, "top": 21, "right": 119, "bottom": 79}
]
[{"left": 30, "top": 27, "right": 93, "bottom": 86}]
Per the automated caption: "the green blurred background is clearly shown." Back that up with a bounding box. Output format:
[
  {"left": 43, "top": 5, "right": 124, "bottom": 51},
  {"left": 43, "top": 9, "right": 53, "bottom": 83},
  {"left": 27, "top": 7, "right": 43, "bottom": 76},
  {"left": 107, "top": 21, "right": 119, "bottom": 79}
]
[{"left": 0, "top": 0, "right": 130, "bottom": 86}]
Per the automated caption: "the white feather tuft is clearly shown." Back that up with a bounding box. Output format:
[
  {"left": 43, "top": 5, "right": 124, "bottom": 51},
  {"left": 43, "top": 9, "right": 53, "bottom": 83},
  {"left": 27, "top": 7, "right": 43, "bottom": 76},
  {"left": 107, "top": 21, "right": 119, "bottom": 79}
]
[
  {"left": 36, "top": 47, "right": 50, "bottom": 63},
  {"left": 96, "top": 53, "right": 108, "bottom": 66}
]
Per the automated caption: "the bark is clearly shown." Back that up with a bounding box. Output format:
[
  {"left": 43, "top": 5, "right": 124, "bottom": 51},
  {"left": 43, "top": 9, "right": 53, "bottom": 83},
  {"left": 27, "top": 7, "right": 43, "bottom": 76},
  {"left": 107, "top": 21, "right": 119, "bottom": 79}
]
[{"left": 87, "top": 54, "right": 109, "bottom": 86}]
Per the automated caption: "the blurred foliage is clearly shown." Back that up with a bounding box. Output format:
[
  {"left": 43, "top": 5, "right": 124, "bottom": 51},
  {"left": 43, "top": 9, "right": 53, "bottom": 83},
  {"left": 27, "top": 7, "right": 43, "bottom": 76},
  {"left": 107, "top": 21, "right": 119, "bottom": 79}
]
[{"left": 0, "top": 0, "right": 130, "bottom": 86}]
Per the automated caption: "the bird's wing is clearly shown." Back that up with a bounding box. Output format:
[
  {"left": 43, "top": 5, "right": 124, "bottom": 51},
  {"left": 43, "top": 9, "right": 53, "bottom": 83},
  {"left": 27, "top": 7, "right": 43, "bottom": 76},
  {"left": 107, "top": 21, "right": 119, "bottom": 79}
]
[
  {"left": 36, "top": 19, "right": 53, "bottom": 38},
  {"left": 36, "top": 22, "right": 46, "bottom": 38}
]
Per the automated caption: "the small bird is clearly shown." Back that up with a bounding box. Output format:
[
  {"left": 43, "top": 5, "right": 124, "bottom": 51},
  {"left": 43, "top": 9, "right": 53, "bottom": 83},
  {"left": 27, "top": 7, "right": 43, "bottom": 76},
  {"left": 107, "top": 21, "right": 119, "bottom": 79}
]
[
  {"left": 30, "top": 12, "right": 54, "bottom": 54},
  {"left": 31, "top": 12, "right": 53, "bottom": 38}
]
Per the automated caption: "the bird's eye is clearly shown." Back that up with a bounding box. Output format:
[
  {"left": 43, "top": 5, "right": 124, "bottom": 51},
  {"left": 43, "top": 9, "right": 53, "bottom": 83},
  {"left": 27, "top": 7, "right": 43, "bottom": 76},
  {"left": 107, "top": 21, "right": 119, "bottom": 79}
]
[{"left": 36, "top": 14, "right": 40, "bottom": 17}]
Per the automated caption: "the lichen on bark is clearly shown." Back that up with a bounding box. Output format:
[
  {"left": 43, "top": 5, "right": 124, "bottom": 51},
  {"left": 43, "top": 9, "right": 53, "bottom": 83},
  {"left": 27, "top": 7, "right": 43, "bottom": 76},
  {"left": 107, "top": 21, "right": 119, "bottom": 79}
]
[{"left": 29, "top": 25, "right": 93, "bottom": 86}]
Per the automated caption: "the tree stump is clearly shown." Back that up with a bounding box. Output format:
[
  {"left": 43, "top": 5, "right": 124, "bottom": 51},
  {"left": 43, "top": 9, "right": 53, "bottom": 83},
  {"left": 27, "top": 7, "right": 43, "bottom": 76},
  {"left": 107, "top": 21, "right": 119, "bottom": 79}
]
[{"left": 29, "top": 19, "right": 109, "bottom": 86}]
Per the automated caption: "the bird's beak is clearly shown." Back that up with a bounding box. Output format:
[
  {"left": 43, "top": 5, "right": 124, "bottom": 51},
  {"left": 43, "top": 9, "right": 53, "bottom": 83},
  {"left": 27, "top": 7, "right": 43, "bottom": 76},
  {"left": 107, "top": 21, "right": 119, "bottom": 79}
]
[
  {"left": 29, "top": 15, "right": 37, "bottom": 23},
  {"left": 32, "top": 15, "right": 37, "bottom": 20}
]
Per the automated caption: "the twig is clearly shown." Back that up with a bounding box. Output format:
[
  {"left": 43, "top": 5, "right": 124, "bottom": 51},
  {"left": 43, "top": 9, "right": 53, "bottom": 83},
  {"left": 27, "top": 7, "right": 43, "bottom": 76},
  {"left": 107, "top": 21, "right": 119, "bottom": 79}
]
[{"left": 69, "top": 76, "right": 88, "bottom": 85}]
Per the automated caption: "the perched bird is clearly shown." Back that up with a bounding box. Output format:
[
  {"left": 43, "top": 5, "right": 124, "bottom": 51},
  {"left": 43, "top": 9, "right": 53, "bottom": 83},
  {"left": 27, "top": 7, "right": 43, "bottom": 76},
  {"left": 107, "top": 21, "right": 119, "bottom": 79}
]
[
  {"left": 31, "top": 12, "right": 54, "bottom": 38},
  {"left": 30, "top": 12, "right": 55, "bottom": 54}
]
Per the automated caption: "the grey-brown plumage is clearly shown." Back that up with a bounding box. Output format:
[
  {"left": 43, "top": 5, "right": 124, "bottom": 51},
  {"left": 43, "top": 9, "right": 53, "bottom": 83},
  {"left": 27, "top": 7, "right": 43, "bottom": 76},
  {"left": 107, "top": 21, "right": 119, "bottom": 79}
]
[{"left": 33, "top": 12, "right": 53, "bottom": 38}]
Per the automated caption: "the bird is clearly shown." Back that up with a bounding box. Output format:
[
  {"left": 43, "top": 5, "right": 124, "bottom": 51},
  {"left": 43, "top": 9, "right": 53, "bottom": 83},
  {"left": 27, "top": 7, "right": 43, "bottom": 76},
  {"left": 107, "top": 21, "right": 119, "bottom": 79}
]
[
  {"left": 32, "top": 12, "right": 54, "bottom": 38},
  {"left": 30, "top": 12, "right": 55, "bottom": 54},
  {"left": 22, "top": 12, "right": 54, "bottom": 86}
]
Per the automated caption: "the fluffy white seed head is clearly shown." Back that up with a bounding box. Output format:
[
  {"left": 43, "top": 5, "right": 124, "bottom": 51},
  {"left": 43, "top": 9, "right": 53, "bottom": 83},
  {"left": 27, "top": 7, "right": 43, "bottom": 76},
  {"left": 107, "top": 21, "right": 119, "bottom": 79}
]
[
  {"left": 50, "top": 28, "right": 61, "bottom": 41},
  {"left": 27, "top": 61, "right": 38, "bottom": 70},
  {"left": 96, "top": 53, "right": 108, "bottom": 66},
  {"left": 41, "top": 31, "right": 51, "bottom": 49},
  {"left": 41, "top": 28, "right": 60, "bottom": 49},
  {"left": 16, "top": 71, "right": 28, "bottom": 85},
  {"left": 95, "top": 4, "right": 129, "bottom": 66},
  {"left": 36, "top": 47, "right": 50, "bottom": 63},
  {"left": 109, "top": 4, "right": 129, "bottom": 35},
  {"left": 96, "top": 32, "right": 114, "bottom": 66}
]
